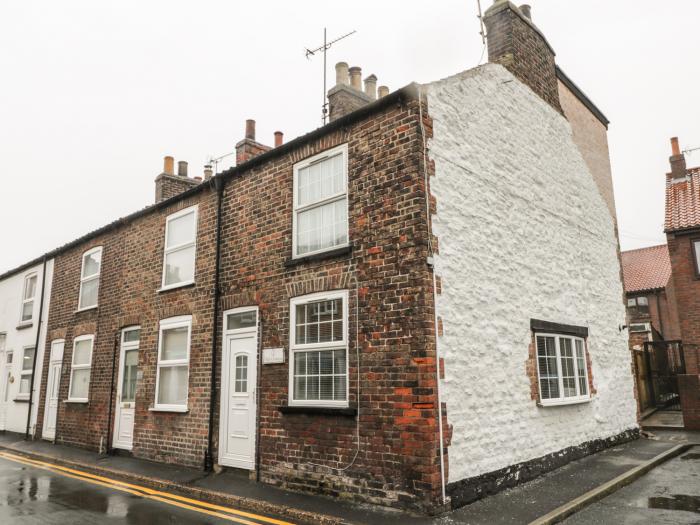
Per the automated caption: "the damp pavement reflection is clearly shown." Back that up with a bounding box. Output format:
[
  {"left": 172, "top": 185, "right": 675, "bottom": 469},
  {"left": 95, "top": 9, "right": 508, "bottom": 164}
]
[
  {"left": 563, "top": 447, "right": 700, "bottom": 524},
  {"left": 0, "top": 457, "right": 232, "bottom": 524}
]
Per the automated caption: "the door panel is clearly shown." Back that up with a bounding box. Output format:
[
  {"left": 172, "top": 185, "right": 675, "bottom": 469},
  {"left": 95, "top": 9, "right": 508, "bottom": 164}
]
[
  {"left": 113, "top": 332, "right": 139, "bottom": 450},
  {"left": 219, "top": 315, "right": 258, "bottom": 470},
  {"left": 43, "top": 341, "right": 64, "bottom": 441}
]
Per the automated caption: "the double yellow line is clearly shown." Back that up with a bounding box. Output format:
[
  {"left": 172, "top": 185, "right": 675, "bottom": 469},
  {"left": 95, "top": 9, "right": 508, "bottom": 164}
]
[{"left": 0, "top": 451, "right": 295, "bottom": 525}]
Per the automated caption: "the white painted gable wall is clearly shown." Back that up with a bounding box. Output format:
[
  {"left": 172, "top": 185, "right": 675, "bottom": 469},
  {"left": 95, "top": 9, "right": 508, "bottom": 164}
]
[{"left": 426, "top": 64, "right": 638, "bottom": 482}]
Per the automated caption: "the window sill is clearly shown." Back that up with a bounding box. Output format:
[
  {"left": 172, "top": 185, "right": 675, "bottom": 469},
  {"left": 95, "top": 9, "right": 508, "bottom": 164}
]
[
  {"left": 278, "top": 405, "right": 357, "bottom": 417},
  {"left": 148, "top": 406, "right": 189, "bottom": 413},
  {"left": 75, "top": 305, "right": 98, "bottom": 314},
  {"left": 64, "top": 399, "right": 89, "bottom": 404},
  {"left": 16, "top": 323, "right": 33, "bottom": 331},
  {"left": 538, "top": 397, "right": 591, "bottom": 408},
  {"left": 285, "top": 245, "right": 352, "bottom": 268},
  {"left": 157, "top": 281, "right": 196, "bottom": 294},
  {"left": 13, "top": 397, "right": 30, "bottom": 403}
]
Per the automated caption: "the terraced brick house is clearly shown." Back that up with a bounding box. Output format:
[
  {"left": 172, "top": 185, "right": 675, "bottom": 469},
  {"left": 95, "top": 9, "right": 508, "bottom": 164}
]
[
  {"left": 0, "top": 1, "right": 638, "bottom": 512},
  {"left": 664, "top": 137, "right": 700, "bottom": 429}
]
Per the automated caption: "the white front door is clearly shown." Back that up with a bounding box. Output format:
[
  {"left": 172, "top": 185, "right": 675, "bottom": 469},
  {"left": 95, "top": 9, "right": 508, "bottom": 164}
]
[
  {"left": 219, "top": 307, "right": 258, "bottom": 470},
  {"left": 0, "top": 351, "right": 12, "bottom": 431},
  {"left": 42, "top": 341, "right": 63, "bottom": 440},
  {"left": 113, "top": 327, "right": 140, "bottom": 450}
]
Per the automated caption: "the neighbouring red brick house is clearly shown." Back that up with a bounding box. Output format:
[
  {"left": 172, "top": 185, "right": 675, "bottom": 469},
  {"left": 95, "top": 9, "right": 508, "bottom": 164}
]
[
  {"left": 10, "top": 1, "right": 639, "bottom": 512},
  {"left": 621, "top": 244, "right": 681, "bottom": 412},
  {"left": 664, "top": 137, "right": 700, "bottom": 429}
]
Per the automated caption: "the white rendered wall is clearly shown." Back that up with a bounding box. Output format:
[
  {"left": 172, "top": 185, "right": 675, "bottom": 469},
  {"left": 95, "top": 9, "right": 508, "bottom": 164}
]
[
  {"left": 0, "top": 259, "right": 53, "bottom": 435},
  {"left": 426, "top": 64, "right": 638, "bottom": 483}
]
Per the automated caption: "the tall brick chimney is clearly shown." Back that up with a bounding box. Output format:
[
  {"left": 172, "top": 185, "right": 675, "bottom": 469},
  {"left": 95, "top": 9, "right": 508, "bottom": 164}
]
[
  {"left": 483, "top": 1, "right": 562, "bottom": 114},
  {"left": 235, "top": 119, "right": 272, "bottom": 165},
  {"left": 328, "top": 62, "right": 384, "bottom": 122},
  {"left": 669, "top": 137, "right": 688, "bottom": 180},
  {"left": 154, "top": 156, "right": 200, "bottom": 203}
]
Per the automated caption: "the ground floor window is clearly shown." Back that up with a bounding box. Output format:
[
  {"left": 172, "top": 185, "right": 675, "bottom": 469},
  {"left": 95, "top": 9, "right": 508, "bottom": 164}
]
[
  {"left": 289, "top": 291, "right": 348, "bottom": 407},
  {"left": 68, "top": 335, "right": 94, "bottom": 402},
  {"left": 535, "top": 333, "right": 590, "bottom": 406},
  {"left": 18, "top": 346, "right": 35, "bottom": 397},
  {"left": 154, "top": 316, "right": 191, "bottom": 411}
]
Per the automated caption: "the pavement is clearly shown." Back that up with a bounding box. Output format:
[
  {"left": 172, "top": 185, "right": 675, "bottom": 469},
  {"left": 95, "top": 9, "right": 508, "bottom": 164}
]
[
  {"left": 562, "top": 445, "right": 700, "bottom": 524},
  {"left": 0, "top": 429, "right": 698, "bottom": 524}
]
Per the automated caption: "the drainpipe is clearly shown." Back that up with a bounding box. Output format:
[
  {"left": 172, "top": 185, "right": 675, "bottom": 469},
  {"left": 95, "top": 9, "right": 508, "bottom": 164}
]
[
  {"left": 25, "top": 256, "right": 47, "bottom": 440},
  {"left": 105, "top": 332, "right": 119, "bottom": 455},
  {"left": 205, "top": 175, "right": 225, "bottom": 471}
]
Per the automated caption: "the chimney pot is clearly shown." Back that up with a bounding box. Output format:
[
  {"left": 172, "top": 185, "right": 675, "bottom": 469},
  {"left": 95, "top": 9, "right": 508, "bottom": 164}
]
[
  {"left": 671, "top": 137, "right": 681, "bottom": 156},
  {"left": 349, "top": 66, "right": 362, "bottom": 91},
  {"left": 364, "top": 74, "right": 378, "bottom": 100},
  {"left": 378, "top": 85, "right": 390, "bottom": 98},
  {"left": 245, "top": 119, "right": 256, "bottom": 141},
  {"left": 519, "top": 4, "right": 532, "bottom": 20},
  {"left": 335, "top": 62, "right": 349, "bottom": 86},
  {"left": 177, "top": 160, "right": 188, "bottom": 177},
  {"left": 274, "top": 131, "right": 284, "bottom": 147},
  {"left": 204, "top": 164, "right": 213, "bottom": 180},
  {"left": 163, "top": 156, "right": 175, "bottom": 176}
]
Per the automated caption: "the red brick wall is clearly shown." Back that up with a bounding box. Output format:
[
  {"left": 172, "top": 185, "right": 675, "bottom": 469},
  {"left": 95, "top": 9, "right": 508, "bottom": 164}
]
[
  {"left": 667, "top": 231, "right": 700, "bottom": 375},
  {"left": 214, "top": 98, "right": 442, "bottom": 510},
  {"left": 34, "top": 94, "right": 444, "bottom": 510},
  {"left": 35, "top": 192, "right": 218, "bottom": 467}
]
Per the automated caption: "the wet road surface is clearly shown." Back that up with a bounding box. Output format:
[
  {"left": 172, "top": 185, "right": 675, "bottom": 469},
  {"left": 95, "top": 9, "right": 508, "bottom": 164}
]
[
  {"left": 0, "top": 454, "right": 293, "bottom": 524},
  {"left": 563, "top": 445, "right": 700, "bottom": 524}
]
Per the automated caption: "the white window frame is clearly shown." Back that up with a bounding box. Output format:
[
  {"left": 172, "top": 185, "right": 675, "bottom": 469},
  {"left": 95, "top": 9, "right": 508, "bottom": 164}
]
[
  {"left": 16, "top": 345, "right": 35, "bottom": 399},
  {"left": 153, "top": 315, "right": 191, "bottom": 412},
  {"left": 160, "top": 206, "right": 198, "bottom": 291},
  {"left": 289, "top": 290, "right": 349, "bottom": 408},
  {"left": 0, "top": 333, "right": 6, "bottom": 352},
  {"left": 535, "top": 332, "right": 591, "bottom": 407},
  {"left": 78, "top": 246, "right": 103, "bottom": 311},
  {"left": 67, "top": 334, "right": 94, "bottom": 403},
  {"left": 292, "top": 144, "right": 349, "bottom": 259},
  {"left": 19, "top": 272, "right": 37, "bottom": 325}
]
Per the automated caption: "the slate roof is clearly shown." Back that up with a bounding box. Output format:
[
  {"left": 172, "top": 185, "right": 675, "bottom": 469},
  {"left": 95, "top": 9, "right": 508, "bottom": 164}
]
[
  {"left": 665, "top": 166, "right": 700, "bottom": 233},
  {"left": 621, "top": 244, "right": 672, "bottom": 293}
]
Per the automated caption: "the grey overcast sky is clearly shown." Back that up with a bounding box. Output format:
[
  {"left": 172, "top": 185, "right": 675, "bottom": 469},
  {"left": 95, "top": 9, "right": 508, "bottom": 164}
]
[{"left": 1, "top": 1, "right": 699, "bottom": 273}]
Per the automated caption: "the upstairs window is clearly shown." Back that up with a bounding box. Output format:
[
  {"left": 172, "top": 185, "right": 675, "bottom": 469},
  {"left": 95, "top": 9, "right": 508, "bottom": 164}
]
[
  {"left": 79, "top": 247, "right": 102, "bottom": 310},
  {"left": 68, "top": 335, "right": 94, "bottom": 402},
  {"left": 627, "top": 296, "right": 649, "bottom": 317},
  {"left": 18, "top": 347, "right": 35, "bottom": 397},
  {"left": 535, "top": 333, "right": 590, "bottom": 406},
  {"left": 289, "top": 291, "right": 348, "bottom": 407},
  {"left": 162, "top": 207, "right": 198, "bottom": 289},
  {"left": 693, "top": 239, "right": 700, "bottom": 276},
  {"left": 293, "top": 144, "right": 348, "bottom": 258},
  {"left": 20, "top": 273, "right": 37, "bottom": 324}
]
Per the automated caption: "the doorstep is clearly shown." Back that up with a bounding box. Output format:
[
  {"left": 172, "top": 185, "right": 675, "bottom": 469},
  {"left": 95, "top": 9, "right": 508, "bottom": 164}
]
[{"left": 0, "top": 432, "right": 430, "bottom": 525}]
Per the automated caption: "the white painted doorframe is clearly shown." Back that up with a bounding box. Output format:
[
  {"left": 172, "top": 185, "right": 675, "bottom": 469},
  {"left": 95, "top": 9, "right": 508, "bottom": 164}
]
[
  {"left": 0, "top": 351, "right": 10, "bottom": 431},
  {"left": 113, "top": 327, "right": 140, "bottom": 450},
  {"left": 218, "top": 306, "right": 259, "bottom": 470},
  {"left": 42, "top": 340, "right": 64, "bottom": 441}
]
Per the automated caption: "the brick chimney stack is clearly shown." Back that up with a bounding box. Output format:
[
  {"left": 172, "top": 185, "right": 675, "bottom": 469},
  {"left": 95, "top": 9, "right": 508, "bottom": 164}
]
[
  {"left": 155, "top": 155, "right": 199, "bottom": 203},
  {"left": 483, "top": 1, "right": 562, "bottom": 114},
  {"left": 328, "top": 62, "right": 383, "bottom": 122},
  {"left": 235, "top": 119, "right": 272, "bottom": 165},
  {"left": 669, "top": 137, "right": 688, "bottom": 180}
]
